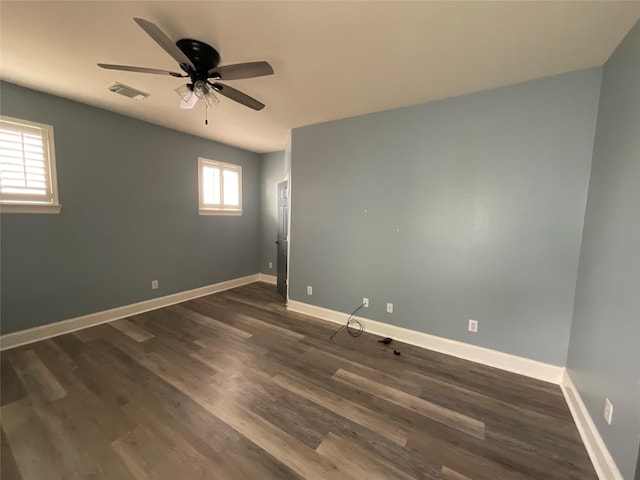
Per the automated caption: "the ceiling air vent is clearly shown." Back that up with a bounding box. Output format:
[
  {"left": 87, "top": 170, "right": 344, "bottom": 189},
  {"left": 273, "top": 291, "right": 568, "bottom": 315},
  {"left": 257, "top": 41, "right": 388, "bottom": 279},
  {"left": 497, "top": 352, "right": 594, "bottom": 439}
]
[{"left": 106, "top": 82, "right": 149, "bottom": 100}]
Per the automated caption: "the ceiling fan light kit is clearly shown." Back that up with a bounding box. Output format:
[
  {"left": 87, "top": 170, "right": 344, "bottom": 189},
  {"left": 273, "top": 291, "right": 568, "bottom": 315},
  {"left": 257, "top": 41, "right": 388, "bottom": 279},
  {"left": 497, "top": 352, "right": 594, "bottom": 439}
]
[
  {"left": 175, "top": 84, "right": 192, "bottom": 102},
  {"left": 193, "top": 80, "right": 220, "bottom": 107},
  {"left": 98, "top": 17, "right": 274, "bottom": 123},
  {"left": 175, "top": 85, "right": 198, "bottom": 109}
]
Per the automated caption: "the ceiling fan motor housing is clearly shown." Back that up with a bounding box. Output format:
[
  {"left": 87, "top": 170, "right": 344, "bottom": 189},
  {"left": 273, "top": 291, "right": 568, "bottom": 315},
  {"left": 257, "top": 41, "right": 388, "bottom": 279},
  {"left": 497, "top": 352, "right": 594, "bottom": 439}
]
[{"left": 176, "top": 39, "right": 221, "bottom": 80}]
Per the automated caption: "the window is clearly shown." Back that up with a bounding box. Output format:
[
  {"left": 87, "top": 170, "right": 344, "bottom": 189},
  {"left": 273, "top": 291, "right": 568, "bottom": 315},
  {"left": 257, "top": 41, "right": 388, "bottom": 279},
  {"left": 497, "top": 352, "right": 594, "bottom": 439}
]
[
  {"left": 198, "top": 157, "right": 242, "bottom": 215},
  {"left": 0, "top": 116, "right": 61, "bottom": 214}
]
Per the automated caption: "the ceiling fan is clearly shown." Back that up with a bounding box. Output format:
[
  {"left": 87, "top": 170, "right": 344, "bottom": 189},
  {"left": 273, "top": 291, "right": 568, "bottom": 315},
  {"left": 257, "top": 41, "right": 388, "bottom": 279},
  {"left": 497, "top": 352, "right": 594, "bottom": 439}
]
[{"left": 98, "top": 18, "right": 273, "bottom": 114}]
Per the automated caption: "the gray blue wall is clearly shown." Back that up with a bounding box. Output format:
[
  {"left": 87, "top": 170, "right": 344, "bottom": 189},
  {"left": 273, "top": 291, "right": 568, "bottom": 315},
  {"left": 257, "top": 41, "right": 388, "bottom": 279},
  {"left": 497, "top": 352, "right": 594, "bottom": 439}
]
[
  {"left": 0, "top": 81, "right": 261, "bottom": 335},
  {"left": 289, "top": 68, "right": 602, "bottom": 366},
  {"left": 567, "top": 22, "right": 640, "bottom": 480},
  {"left": 259, "top": 150, "right": 285, "bottom": 274}
]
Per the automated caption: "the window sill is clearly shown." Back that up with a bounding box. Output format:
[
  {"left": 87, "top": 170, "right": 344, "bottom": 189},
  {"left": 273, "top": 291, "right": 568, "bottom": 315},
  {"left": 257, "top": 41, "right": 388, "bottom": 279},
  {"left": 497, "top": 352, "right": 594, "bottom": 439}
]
[
  {"left": 199, "top": 209, "right": 242, "bottom": 216},
  {"left": 0, "top": 203, "right": 62, "bottom": 214}
]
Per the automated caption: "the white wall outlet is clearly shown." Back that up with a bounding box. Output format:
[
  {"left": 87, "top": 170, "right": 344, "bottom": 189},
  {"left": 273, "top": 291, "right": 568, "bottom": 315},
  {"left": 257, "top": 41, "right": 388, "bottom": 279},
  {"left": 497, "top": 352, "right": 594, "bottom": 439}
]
[
  {"left": 604, "top": 398, "right": 613, "bottom": 425},
  {"left": 386, "top": 303, "right": 393, "bottom": 313},
  {"left": 151, "top": 280, "right": 158, "bottom": 290},
  {"left": 307, "top": 285, "right": 313, "bottom": 295},
  {"left": 363, "top": 298, "right": 369, "bottom": 308},
  {"left": 468, "top": 319, "right": 478, "bottom": 333},
  {"left": 268, "top": 261, "right": 273, "bottom": 269}
]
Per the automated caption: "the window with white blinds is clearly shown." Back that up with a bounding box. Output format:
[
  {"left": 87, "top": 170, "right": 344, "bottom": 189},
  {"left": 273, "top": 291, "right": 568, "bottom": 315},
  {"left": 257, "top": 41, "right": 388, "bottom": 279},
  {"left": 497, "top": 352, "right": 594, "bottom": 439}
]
[
  {"left": 198, "top": 158, "right": 242, "bottom": 215},
  {"left": 0, "top": 116, "right": 61, "bottom": 213}
]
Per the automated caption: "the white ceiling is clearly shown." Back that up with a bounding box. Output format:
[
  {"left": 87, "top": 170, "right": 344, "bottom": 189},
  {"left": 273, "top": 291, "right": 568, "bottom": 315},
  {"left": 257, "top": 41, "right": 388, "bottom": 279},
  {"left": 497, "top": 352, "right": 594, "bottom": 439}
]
[{"left": 1, "top": 2, "right": 638, "bottom": 153}]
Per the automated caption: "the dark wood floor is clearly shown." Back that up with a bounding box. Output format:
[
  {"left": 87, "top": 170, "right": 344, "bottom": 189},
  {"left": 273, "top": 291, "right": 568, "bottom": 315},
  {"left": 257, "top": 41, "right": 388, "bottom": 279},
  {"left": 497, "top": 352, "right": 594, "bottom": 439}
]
[{"left": 1, "top": 282, "right": 597, "bottom": 480}]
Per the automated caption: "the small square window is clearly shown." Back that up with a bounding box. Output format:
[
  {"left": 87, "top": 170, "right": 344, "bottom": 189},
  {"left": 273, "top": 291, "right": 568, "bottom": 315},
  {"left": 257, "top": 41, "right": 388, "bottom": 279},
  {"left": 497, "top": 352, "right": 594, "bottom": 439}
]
[
  {"left": 198, "top": 157, "right": 242, "bottom": 215},
  {"left": 0, "top": 116, "right": 61, "bottom": 214}
]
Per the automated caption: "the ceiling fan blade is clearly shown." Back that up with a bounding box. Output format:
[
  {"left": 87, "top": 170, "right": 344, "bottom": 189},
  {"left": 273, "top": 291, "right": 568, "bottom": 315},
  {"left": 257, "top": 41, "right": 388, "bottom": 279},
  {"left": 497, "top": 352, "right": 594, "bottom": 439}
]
[
  {"left": 212, "top": 83, "right": 265, "bottom": 111},
  {"left": 133, "top": 18, "right": 195, "bottom": 71},
  {"left": 98, "top": 63, "right": 186, "bottom": 77},
  {"left": 208, "top": 61, "right": 274, "bottom": 80}
]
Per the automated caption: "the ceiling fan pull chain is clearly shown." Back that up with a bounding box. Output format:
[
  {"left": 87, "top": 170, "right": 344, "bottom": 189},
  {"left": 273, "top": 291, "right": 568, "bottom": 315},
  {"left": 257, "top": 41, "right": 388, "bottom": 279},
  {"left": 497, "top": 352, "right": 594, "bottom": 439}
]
[{"left": 205, "top": 103, "right": 209, "bottom": 126}]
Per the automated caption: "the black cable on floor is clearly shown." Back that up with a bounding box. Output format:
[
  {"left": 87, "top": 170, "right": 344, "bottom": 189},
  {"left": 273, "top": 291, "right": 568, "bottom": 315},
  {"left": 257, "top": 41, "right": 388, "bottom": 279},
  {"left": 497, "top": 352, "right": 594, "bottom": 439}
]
[{"left": 330, "top": 303, "right": 365, "bottom": 340}]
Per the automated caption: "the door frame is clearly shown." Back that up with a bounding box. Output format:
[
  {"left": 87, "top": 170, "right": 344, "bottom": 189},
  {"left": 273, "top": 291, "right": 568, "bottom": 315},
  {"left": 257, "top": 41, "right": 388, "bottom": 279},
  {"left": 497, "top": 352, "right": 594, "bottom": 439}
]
[{"left": 276, "top": 179, "right": 289, "bottom": 301}]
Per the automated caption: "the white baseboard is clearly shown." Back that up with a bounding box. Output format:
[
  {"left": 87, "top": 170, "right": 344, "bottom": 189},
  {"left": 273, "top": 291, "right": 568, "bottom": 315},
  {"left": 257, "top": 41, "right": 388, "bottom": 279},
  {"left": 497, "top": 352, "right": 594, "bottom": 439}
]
[
  {"left": 258, "top": 273, "right": 277, "bottom": 285},
  {"left": 0, "top": 274, "right": 260, "bottom": 351},
  {"left": 287, "top": 300, "right": 564, "bottom": 384},
  {"left": 561, "top": 370, "right": 623, "bottom": 480}
]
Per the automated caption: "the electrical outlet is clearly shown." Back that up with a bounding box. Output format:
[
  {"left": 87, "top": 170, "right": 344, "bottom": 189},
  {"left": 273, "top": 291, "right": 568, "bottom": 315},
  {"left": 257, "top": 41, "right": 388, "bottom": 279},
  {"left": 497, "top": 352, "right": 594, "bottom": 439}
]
[
  {"left": 268, "top": 262, "right": 273, "bottom": 269},
  {"left": 604, "top": 398, "right": 613, "bottom": 425},
  {"left": 468, "top": 319, "right": 478, "bottom": 333},
  {"left": 363, "top": 298, "right": 369, "bottom": 308},
  {"left": 307, "top": 285, "right": 313, "bottom": 295},
  {"left": 151, "top": 280, "right": 158, "bottom": 290},
  {"left": 386, "top": 303, "right": 393, "bottom": 313}
]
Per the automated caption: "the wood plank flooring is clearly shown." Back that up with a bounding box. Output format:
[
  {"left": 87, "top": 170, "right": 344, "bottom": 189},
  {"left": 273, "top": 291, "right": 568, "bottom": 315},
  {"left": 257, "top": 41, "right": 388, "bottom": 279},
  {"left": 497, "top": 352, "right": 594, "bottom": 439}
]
[{"left": 0, "top": 282, "right": 597, "bottom": 479}]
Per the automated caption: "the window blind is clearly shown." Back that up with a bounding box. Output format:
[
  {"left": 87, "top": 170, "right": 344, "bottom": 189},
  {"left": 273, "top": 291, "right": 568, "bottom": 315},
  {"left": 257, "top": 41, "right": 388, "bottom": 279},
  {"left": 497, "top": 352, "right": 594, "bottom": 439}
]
[
  {"left": 202, "top": 165, "right": 221, "bottom": 205},
  {"left": 198, "top": 157, "right": 242, "bottom": 215},
  {"left": 0, "top": 119, "right": 54, "bottom": 204}
]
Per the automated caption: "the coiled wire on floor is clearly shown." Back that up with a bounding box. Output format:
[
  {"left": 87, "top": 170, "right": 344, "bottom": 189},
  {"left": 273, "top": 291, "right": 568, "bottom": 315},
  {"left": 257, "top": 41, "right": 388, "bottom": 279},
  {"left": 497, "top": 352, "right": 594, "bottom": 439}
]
[{"left": 329, "top": 303, "right": 365, "bottom": 340}]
